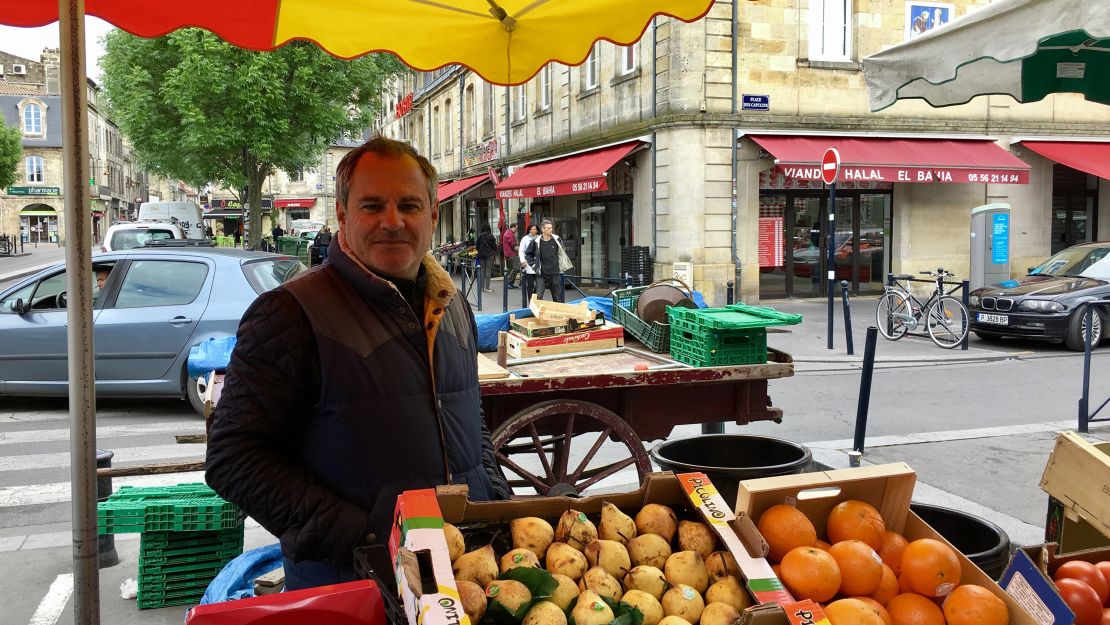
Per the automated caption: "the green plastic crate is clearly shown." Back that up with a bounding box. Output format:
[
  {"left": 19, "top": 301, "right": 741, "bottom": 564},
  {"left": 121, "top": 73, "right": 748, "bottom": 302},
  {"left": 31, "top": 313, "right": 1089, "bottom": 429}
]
[
  {"left": 140, "top": 529, "right": 243, "bottom": 551},
  {"left": 109, "top": 484, "right": 216, "bottom": 501},
  {"left": 611, "top": 285, "right": 671, "bottom": 353},
  {"left": 668, "top": 324, "right": 768, "bottom": 367},
  {"left": 666, "top": 302, "right": 802, "bottom": 330}
]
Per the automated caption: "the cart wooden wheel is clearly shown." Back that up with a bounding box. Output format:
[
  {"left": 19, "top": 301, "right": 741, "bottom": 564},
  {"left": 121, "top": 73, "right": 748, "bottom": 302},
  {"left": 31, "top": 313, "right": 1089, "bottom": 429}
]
[{"left": 491, "top": 399, "right": 652, "bottom": 498}]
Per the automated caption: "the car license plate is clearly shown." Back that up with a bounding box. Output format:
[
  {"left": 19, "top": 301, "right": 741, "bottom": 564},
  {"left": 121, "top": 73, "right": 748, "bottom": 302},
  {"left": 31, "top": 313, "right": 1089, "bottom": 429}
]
[{"left": 977, "top": 313, "right": 1008, "bottom": 325}]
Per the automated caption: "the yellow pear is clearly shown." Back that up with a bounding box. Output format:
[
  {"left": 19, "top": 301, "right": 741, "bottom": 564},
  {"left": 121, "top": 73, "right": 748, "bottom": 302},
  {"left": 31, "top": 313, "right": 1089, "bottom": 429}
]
[
  {"left": 453, "top": 544, "right": 498, "bottom": 587},
  {"left": 676, "top": 521, "right": 716, "bottom": 559},
  {"left": 500, "top": 548, "right": 540, "bottom": 573},
  {"left": 598, "top": 502, "right": 637, "bottom": 545},
  {"left": 704, "top": 552, "right": 741, "bottom": 583},
  {"left": 621, "top": 589, "right": 665, "bottom": 625},
  {"left": 523, "top": 601, "right": 568, "bottom": 625},
  {"left": 457, "top": 580, "right": 487, "bottom": 624},
  {"left": 628, "top": 534, "right": 672, "bottom": 569},
  {"left": 486, "top": 579, "right": 532, "bottom": 614},
  {"left": 658, "top": 617, "right": 693, "bottom": 625},
  {"left": 663, "top": 551, "right": 709, "bottom": 594},
  {"left": 578, "top": 566, "right": 623, "bottom": 602},
  {"left": 623, "top": 565, "right": 669, "bottom": 600},
  {"left": 549, "top": 574, "right": 581, "bottom": 611},
  {"left": 705, "top": 576, "right": 752, "bottom": 612},
  {"left": 661, "top": 584, "right": 705, "bottom": 624},
  {"left": 635, "top": 504, "right": 677, "bottom": 542},
  {"left": 584, "top": 539, "right": 632, "bottom": 578},
  {"left": 511, "top": 517, "right": 555, "bottom": 558},
  {"left": 444, "top": 523, "right": 466, "bottom": 563},
  {"left": 699, "top": 602, "right": 741, "bottom": 625},
  {"left": 546, "top": 541, "right": 588, "bottom": 580},
  {"left": 555, "top": 510, "right": 598, "bottom": 551},
  {"left": 572, "top": 590, "right": 615, "bottom": 625}
]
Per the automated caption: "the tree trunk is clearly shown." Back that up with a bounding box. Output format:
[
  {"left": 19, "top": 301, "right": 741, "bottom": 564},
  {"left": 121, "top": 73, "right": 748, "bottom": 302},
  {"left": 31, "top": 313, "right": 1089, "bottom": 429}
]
[{"left": 245, "top": 153, "right": 266, "bottom": 249}]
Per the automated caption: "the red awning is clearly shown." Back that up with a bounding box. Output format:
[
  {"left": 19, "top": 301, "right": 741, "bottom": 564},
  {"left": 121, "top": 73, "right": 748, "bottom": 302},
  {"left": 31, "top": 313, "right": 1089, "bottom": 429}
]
[
  {"left": 496, "top": 141, "right": 644, "bottom": 199},
  {"left": 1017, "top": 141, "right": 1110, "bottom": 181},
  {"left": 274, "top": 197, "right": 317, "bottom": 208},
  {"left": 437, "top": 174, "right": 489, "bottom": 202},
  {"left": 750, "top": 135, "right": 1030, "bottom": 184}
]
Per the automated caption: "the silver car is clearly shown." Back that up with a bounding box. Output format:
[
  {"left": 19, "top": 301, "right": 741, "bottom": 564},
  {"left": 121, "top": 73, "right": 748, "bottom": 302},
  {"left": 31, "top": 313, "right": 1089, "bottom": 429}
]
[{"left": 0, "top": 246, "right": 305, "bottom": 415}]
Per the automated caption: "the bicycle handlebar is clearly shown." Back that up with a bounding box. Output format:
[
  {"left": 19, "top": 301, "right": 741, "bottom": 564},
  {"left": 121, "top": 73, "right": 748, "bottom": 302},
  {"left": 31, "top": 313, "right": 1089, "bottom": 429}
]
[{"left": 918, "top": 268, "right": 955, "bottom": 278}]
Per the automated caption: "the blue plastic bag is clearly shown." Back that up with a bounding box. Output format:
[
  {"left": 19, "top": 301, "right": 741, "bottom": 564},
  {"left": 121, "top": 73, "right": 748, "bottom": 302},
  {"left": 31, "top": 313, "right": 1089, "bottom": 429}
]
[
  {"left": 199, "top": 543, "right": 284, "bottom": 605},
  {"left": 187, "top": 336, "right": 237, "bottom": 381}
]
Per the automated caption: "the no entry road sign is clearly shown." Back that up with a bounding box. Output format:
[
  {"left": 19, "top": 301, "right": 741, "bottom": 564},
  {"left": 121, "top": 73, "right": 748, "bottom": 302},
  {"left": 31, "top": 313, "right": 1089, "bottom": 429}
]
[{"left": 822, "top": 147, "right": 841, "bottom": 185}]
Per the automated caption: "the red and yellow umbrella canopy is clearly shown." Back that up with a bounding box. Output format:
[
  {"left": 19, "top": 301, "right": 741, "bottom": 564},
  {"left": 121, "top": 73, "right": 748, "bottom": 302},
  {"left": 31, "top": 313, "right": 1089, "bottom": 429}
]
[{"left": 0, "top": 0, "right": 717, "bottom": 85}]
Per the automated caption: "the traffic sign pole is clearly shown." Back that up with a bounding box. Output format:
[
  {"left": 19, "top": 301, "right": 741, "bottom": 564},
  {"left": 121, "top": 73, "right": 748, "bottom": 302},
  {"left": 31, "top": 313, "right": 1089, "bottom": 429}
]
[{"left": 821, "top": 148, "right": 841, "bottom": 351}]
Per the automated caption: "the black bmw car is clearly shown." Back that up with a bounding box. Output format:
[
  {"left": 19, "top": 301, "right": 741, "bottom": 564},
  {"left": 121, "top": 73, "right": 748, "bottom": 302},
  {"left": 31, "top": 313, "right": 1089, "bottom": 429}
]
[{"left": 969, "top": 242, "right": 1110, "bottom": 350}]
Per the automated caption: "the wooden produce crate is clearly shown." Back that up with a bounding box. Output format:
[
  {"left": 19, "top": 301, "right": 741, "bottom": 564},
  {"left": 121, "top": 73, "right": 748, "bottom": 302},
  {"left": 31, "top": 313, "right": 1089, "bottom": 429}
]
[{"left": 505, "top": 322, "right": 625, "bottom": 358}]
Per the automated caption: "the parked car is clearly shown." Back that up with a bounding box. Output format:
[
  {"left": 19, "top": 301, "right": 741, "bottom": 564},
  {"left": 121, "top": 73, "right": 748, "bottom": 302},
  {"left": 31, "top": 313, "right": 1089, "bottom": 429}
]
[
  {"left": 969, "top": 241, "right": 1110, "bottom": 350},
  {"left": 102, "top": 221, "right": 186, "bottom": 252},
  {"left": 0, "top": 247, "right": 305, "bottom": 415}
]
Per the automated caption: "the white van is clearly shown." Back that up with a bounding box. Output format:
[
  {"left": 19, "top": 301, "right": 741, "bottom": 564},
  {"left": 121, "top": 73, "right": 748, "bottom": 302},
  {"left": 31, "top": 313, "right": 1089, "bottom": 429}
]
[
  {"left": 137, "top": 201, "right": 205, "bottom": 239},
  {"left": 102, "top": 222, "right": 187, "bottom": 252}
]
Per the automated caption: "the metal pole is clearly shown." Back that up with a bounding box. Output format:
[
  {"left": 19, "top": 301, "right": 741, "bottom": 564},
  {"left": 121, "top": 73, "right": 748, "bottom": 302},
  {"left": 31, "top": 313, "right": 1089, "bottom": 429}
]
[
  {"left": 502, "top": 270, "right": 509, "bottom": 313},
  {"left": 726, "top": 280, "right": 734, "bottom": 306},
  {"left": 475, "top": 258, "right": 482, "bottom": 310},
  {"left": 1079, "top": 303, "right": 1093, "bottom": 434},
  {"left": 961, "top": 279, "right": 970, "bottom": 351},
  {"left": 841, "top": 280, "right": 854, "bottom": 355},
  {"left": 827, "top": 183, "right": 836, "bottom": 349},
  {"left": 853, "top": 327, "right": 879, "bottom": 455},
  {"left": 61, "top": 1, "right": 100, "bottom": 622}
]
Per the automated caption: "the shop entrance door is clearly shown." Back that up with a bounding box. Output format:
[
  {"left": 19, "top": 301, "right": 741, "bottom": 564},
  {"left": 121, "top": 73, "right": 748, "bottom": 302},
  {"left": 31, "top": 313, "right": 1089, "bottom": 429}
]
[{"left": 579, "top": 199, "right": 629, "bottom": 284}]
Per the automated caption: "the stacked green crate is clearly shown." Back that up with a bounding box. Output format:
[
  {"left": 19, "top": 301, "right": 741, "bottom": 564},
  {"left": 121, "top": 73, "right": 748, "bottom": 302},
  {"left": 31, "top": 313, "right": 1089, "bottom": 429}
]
[
  {"left": 96, "top": 483, "right": 245, "bottom": 610},
  {"left": 666, "top": 304, "right": 802, "bottom": 367}
]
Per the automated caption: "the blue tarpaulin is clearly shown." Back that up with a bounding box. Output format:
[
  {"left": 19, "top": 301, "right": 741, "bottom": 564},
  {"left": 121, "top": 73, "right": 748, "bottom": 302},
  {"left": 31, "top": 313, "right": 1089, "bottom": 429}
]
[
  {"left": 199, "top": 543, "right": 284, "bottom": 604},
  {"left": 187, "top": 336, "right": 237, "bottom": 381}
]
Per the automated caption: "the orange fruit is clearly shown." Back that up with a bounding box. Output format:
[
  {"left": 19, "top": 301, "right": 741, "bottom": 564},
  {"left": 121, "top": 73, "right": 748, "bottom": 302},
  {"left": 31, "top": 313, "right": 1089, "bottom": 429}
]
[
  {"left": 901, "top": 539, "right": 961, "bottom": 598},
  {"left": 779, "top": 546, "right": 841, "bottom": 603},
  {"left": 772, "top": 563, "right": 782, "bottom": 578},
  {"left": 943, "top": 584, "right": 1008, "bottom": 625},
  {"left": 850, "top": 597, "right": 893, "bottom": 625},
  {"left": 897, "top": 571, "right": 913, "bottom": 594},
  {"left": 886, "top": 593, "right": 945, "bottom": 625},
  {"left": 870, "top": 564, "right": 899, "bottom": 606},
  {"left": 828, "top": 540, "right": 884, "bottom": 596},
  {"left": 814, "top": 539, "right": 832, "bottom": 551},
  {"left": 827, "top": 500, "right": 886, "bottom": 549},
  {"left": 824, "top": 598, "right": 886, "bottom": 625},
  {"left": 758, "top": 504, "right": 818, "bottom": 562},
  {"left": 878, "top": 531, "right": 909, "bottom": 575}
]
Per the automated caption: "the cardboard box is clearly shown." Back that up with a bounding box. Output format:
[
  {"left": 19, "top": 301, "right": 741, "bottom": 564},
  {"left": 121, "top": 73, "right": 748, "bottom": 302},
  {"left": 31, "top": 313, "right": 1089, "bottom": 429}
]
[
  {"left": 1040, "top": 432, "right": 1110, "bottom": 551},
  {"left": 736, "top": 464, "right": 1040, "bottom": 625},
  {"left": 389, "top": 472, "right": 797, "bottom": 625},
  {"left": 506, "top": 323, "right": 625, "bottom": 358},
  {"left": 510, "top": 310, "right": 606, "bottom": 338}
]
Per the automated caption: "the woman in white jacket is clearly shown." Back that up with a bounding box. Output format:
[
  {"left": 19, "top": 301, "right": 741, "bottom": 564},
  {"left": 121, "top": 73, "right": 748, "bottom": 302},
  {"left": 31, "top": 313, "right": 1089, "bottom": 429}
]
[{"left": 517, "top": 224, "right": 539, "bottom": 301}]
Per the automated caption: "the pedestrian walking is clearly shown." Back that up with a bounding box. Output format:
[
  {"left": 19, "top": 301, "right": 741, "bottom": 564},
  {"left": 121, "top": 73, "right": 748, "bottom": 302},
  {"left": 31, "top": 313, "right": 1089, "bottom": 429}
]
[
  {"left": 502, "top": 223, "right": 520, "bottom": 289},
  {"left": 315, "top": 226, "right": 333, "bottom": 263},
  {"left": 476, "top": 224, "right": 498, "bottom": 293},
  {"left": 518, "top": 223, "right": 539, "bottom": 300},
  {"left": 525, "top": 219, "right": 568, "bottom": 302}
]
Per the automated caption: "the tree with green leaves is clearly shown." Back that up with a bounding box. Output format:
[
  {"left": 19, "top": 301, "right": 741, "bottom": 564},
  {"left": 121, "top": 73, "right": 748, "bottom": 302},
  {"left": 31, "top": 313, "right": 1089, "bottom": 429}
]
[
  {"left": 0, "top": 121, "right": 20, "bottom": 192},
  {"left": 100, "top": 29, "right": 402, "bottom": 247}
]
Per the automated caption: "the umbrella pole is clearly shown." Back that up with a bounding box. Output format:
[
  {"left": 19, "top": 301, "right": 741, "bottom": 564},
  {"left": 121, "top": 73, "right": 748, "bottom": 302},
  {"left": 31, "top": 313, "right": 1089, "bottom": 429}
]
[{"left": 59, "top": 0, "right": 100, "bottom": 622}]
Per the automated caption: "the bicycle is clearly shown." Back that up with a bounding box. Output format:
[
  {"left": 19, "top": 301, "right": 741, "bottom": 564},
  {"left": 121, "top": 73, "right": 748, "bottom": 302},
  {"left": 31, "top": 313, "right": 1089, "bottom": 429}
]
[
  {"left": 0, "top": 233, "right": 13, "bottom": 256},
  {"left": 876, "top": 268, "right": 970, "bottom": 348}
]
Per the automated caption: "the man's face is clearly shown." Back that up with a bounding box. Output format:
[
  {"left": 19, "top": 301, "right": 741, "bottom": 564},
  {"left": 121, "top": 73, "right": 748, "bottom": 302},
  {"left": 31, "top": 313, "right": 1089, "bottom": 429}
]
[
  {"left": 337, "top": 152, "right": 438, "bottom": 280},
  {"left": 542, "top": 223, "right": 553, "bottom": 237},
  {"left": 95, "top": 271, "right": 109, "bottom": 290}
]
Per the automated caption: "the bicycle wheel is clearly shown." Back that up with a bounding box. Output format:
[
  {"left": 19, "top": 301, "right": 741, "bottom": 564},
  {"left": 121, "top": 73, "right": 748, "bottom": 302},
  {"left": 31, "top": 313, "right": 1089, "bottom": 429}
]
[
  {"left": 875, "top": 291, "right": 911, "bottom": 340},
  {"left": 0, "top": 239, "right": 11, "bottom": 255},
  {"left": 926, "top": 296, "right": 969, "bottom": 348}
]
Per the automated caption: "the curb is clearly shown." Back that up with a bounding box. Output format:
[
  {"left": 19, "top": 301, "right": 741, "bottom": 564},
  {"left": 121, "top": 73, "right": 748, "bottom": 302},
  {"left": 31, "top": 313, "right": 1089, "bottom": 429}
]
[
  {"left": 0, "top": 261, "right": 56, "bottom": 285},
  {"left": 794, "top": 350, "right": 1035, "bottom": 365}
]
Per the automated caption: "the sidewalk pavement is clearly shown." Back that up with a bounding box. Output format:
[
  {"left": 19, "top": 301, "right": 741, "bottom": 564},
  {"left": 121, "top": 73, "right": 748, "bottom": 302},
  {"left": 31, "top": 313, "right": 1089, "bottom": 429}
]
[{"left": 0, "top": 243, "right": 68, "bottom": 286}]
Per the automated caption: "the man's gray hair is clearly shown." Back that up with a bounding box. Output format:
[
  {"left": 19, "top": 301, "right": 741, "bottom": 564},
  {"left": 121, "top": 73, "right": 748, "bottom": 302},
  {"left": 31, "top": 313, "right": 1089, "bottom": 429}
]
[
  {"left": 335, "top": 136, "right": 439, "bottom": 207},
  {"left": 541, "top": 219, "right": 553, "bottom": 227}
]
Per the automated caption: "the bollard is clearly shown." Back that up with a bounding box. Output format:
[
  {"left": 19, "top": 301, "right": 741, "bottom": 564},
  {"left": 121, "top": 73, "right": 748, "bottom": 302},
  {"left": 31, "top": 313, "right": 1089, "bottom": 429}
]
[
  {"left": 961, "top": 280, "right": 970, "bottom": 350},
  {"left": 840, "top": 280, "right": 854, "bottom": 356},
  {"left": 701, "top": 423, "right": 725, "bottom": 435},
  {"left": 853, "top": 327, "right": 879, "bottom": 455},
  {"left": 502, "top": 274, "right": 509, "bottom": 313},
  {"left": 475, "top": 259, "right": 483, "bottom": 310},
  {"left": 726, "top": 281, "right": 734, "bottom": 306},
  {"left": 96, "top": 449, "right": 119, "bottom": 568},
  {"left": 1080, "top": 303, "right": 1094, "bottom": 433},
  {"left": 460, "top": 262, "right": 468, "bottom": 300}
]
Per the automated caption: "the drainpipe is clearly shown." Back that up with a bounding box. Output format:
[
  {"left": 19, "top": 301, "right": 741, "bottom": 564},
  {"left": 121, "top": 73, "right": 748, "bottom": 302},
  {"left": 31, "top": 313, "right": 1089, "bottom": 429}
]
[
  {"left": 651, "top": 17, "right": 658, "bottom": 258},
  {"left": 730, "top": 0, "right": 742, "bottom": 299}
]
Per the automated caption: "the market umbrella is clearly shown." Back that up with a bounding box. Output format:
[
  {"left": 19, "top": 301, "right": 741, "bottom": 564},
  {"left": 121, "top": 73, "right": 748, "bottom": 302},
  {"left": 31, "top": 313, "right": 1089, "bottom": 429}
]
[
  {"left": 863, "top": 0, "right": 1110, "bottom": 111},
  {"left": 0, "top": 1, "right": 719, "bottom": 623}
]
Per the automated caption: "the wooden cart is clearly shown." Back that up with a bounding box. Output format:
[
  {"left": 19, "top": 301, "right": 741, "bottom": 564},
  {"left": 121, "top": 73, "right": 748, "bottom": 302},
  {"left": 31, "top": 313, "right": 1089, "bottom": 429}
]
[{"left": 478, "top": 345, "right": 793, "bottom": 498}]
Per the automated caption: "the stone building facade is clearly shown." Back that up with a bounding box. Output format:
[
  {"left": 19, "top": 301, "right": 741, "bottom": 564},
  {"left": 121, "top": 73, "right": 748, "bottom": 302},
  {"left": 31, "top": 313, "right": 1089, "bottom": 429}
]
[{"left": 377, "top": 0, "right": 1110, "bottom": 304}]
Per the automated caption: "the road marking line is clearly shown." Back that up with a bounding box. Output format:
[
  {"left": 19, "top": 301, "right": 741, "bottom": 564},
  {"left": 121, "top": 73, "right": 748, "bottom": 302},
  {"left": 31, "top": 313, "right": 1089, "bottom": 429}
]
[
  {"left": 28, "top": 573, "right": 72, "bottom": 625},
  {"left": 0, "top": 443, "right": 205, "bottom": 472},
  {"left": 0, "top": 471, "right": 205, "bottom": 508},
  {"left": 0, "top": 422, "right": 204, "bottom": 446}
]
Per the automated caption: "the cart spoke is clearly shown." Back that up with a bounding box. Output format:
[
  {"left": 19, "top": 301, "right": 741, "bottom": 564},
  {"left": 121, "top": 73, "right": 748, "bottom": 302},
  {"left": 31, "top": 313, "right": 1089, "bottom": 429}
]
[
  {"left": 495, "top": 452, "right": 552, "bottom": 492},
  {"left": 528, "top": 422, "right": 555, "bottom": 482},
  {"left": 569, "top": 427, "right": 612, "bottom": 483},
  {"left": 556, "top": 414, "right": 574, "bottom": 481},
  {"left": 576, "top": 457, "right": 637, "bottom": 491}
]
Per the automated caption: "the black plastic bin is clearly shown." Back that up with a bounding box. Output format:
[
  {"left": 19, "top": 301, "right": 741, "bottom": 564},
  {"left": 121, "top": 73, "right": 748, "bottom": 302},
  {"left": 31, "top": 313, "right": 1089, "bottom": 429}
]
[
  {"left": 910, "top": 502, "right": 1011, "bottom": 580},
  {"left": 649, "top": 434, "right": 812, "bottom": 506}
]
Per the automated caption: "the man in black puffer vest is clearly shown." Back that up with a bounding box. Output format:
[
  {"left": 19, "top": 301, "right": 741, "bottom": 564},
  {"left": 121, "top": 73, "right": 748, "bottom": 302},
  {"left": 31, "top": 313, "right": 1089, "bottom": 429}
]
[{"left": 206, "top": 137, "right": 511, "bottom": 590}]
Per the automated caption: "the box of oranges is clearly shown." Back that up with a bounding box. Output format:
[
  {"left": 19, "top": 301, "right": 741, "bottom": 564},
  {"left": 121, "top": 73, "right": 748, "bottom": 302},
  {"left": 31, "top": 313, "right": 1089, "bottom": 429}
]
[{"left": 735, "top": 463, "right": 1041, "bottom": 625}]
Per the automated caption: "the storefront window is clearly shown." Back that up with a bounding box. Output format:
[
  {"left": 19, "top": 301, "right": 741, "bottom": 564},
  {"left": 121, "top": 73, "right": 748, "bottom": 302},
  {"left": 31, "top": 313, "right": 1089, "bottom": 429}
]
[{"left": 1050, "top": 165, "right": 1098, "bottom": 254}]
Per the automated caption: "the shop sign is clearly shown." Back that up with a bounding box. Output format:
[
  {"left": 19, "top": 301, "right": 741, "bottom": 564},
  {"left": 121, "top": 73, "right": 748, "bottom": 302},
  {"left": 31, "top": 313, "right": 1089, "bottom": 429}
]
[
  {"left": 7, "top": 185, "right": 60, "bottom": 196},
  {"left": 759, "top": 170, "right": 892, "bottom": 190},
  {"left": 758, "top": 216, "right": 784, "bottom": 268},
  {"left": 992, "top": 213, "right": 1009, "bottom": 265},
  {"left": 497, "top": 177, "right": 607, "bottom": 199},
  {"left": 208, "top": 198, "right": 274, "bottom": 209},
  {"left": 463, "top": 139, "right": 499, "bottom": 167},
  {"left": 773, "top": 165, "right": 1028, "bottom": 185},
  {"left": 741, "top": 94, "right": 770, "bottom": 111},
  {"left": 395, "top": 92, "right": 414, "bottom": 119}
]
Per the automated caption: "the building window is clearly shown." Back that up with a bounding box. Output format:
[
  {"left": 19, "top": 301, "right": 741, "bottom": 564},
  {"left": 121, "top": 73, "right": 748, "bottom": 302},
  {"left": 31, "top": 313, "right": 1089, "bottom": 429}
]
[
  {"left": 513, "top": 85, "right": 526, "bottom": 121},
  {"left": 431, "top": 106, "right": 440, "bottom": 155},
  {"left": 26, "top": 155, "right": 44, "bottom": 183},
  {"left": 289, "top": 168, "right": 304, "bottom": 182},
  {"left": 585, "top": 43, "right": 600, "bottom": 89},
  {"left": 464, "top": 85, "right": 475, "bottom": 145},
  {"left": 539, "top": 65, "right": 552, "bottom": 110},
  {"left": 484, "top": 82, "right": 495, "bottom": 136},
  {"left": 444, "top": 99, "right": 453, "bottom": 154},
  {"left": 22, "top": 103, "right": 43, "bottom": 135},
  {"left": 809, "top": 0, "right": 853, "bottom": 61},
  {"left": 619, "top": 44, "right": 637, "bottom": 76}
]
